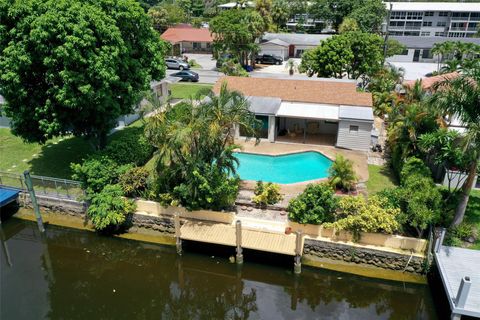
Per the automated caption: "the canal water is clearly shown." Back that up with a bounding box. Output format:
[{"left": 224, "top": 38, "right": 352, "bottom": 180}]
[{"left": 1, "top": 218, "right": 440, "bottom": 319}]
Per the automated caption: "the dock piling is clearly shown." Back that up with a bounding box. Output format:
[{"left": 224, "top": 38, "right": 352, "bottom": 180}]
[
  {"left": 294, "top": 231, "right": 302, "bottom": 274},
  {"left": 175, "top": 213, "right": 182, "bottom": 255},
  {"left": 435, "top": 228, "right": 446, "bottom": 253},
  {"left": 235, "top": 220, "right": 243, "bottom": 264},
  {"left": 456, "top": 276, "right": 472, "bottom": 309},
  {"left": 23, "top": 170, "right": 45, "bottom": 233}
]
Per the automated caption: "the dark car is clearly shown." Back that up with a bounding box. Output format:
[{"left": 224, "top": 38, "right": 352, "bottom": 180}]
[
  {"left": 170, "top": 70, "right": 199, "bottom": 82},
  {"left": 255, "top": 54, "right": 283, "bottom": 65}
]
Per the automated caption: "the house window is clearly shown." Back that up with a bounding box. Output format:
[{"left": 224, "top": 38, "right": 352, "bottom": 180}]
[
  {"left": 421, "top": 32, "right": 431, "bottom": 36},
  {"left": 437, "top": 21, "right": 446, "bottom": 27},
  {"left": 424, "top": 11, "right": 434, "bottom": 16},
  {"left": 435, "top": 32, "right": 446, "bottom": 36},
  {"left": 422, "top": 49, "right": 432, "bottom": 58},
  {"left": 193, "top": 42, "right": 201, "bottom": 49},
  {"left": 349, "top": 125, "right": 359, "bottom": 134},
  {"left": 439, "top": 11, "right": 449, "bottom": 17},
  {"left": 399, "top": 49, "right": 409, "bottom": 55},
  {"left": 422, "top": 21, "right": 432, "bottom": 27}
]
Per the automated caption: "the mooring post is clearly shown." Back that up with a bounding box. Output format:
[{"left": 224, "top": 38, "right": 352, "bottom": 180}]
[
  {"left": 435, "top": 228, "right": 447, "bottom": 253},
  {"left": 455, "top": 276, "right": 472, "bottom": 309},
  {"left": 294, "top": 231, "right": 302, "bottom": 274},
  {"left": 236, "top": 220, "right": 243, "bottom": 264},
  {"left": 175, "top": 213, "right": 182, "bottom": 255},
  {"left": 23, "top": 170, "right": 45, "bottom": 233}
]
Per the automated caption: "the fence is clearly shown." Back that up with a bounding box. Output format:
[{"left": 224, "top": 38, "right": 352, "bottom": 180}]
[{"left": 0, "top": 171, "right": 85, "bottom": 201}]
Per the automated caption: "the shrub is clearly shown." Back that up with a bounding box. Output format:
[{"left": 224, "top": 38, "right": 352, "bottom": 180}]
[
  {"left": 219, "top": 60, "right": 249, "bottom": 77},
  {"left": 105, "top": 127, "right": 155, "bottom": 166},
  {"left": 173, "top": 164, "right": 240, "bottom": 211},
  {"left": 287, "top": 183, "right": 338, "bottom": 225},
  {"left": 188, "top": 59, "right": 197, "bottom": 67},
  {"left": 325, "top": 195, "right": 400, "bottom": 241},
  {"left": 396, "top": 175, "right": 442, "bottom": 237},
  {"left": 445, "top": 223, "right": 475, "bottom": 246},
  {"left": 329, "top": 154, "right": 358, "bottom": 191},
  {"left": 252, "top": 181, "right": 283, "bottom": 206},
  {"left": 400, "top": 157, "right": 431, "bottom": 184},
  {"left": 119, "top": 167, "right": 149, "bottom": 197},
  {"left": 71, "top": 156, "right": 131, "bottom": 194},
  {"left": 87, "top": 184, "right": 136, "bottom": 231}
]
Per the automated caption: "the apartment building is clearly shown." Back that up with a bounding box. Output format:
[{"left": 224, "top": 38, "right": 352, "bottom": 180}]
[{"left": 385, "top": 2, "right": 480, "bottom": 38}]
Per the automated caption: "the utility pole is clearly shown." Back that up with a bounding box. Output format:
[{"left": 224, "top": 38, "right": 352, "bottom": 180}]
[
  {"left": 383, "top": 3, "right": 393, "bottom": 63},
  {"left": 23, "top": 170, "right": 45, "bottom": 233}
]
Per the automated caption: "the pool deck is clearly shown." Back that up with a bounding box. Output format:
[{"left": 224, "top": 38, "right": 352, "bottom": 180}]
[{"left": 235, "top": 139, "right": 369, "bottom": 194}]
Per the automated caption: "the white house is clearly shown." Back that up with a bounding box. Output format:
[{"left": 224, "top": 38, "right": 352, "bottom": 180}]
[
  {"left": 260, "top": 33, "right": 332, "bottom": 58},
  {"left": 213, "top": 76, "right": 374, "bottom": 151}
]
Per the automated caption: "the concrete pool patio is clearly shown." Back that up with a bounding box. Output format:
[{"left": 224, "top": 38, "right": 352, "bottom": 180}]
[{"left": 234, "top": 139, "right": 369, "bottom": 195}]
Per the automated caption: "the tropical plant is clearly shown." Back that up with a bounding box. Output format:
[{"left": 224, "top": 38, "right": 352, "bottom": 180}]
[
  {"left": 324, "top": 195, "right": 400, "bottom": 241},
  {"left": 145, "top": 84, "right": 260, "bottom": 210},
  {"left": 104, "top": 127, "right": 155, "bottom": 166},
  {"left": 287, "top": 183, "right": 338, "bottom": 225},
  {"left": 328, "top": 154, "right": 358, "bottom": 191},
  {"left": 285, "top": 59, "right": 298, "bottom": 76},
  {"left": 119, "top": 167, "right": 150, "bottom": 197},
  {"left": 399, "top": 157, "right": 432, "bottom": 184},
  {"left": 252, "top": 181, "right": 283, "bottom": 206},
  {"left": 87, "top": 184, "right": 136, "bottom": 231},
  {"left": 338, "top": 17, "right": 359, "bottom": 33},
  {"left": 430, "top": 62, "right": 480, "bottom": 226},
  {"left": 220, "top": 60, "right": 250, "bottom": 77},
  {"left": 271, "top": 0, "right": 290, "bottom": 31},
  {"left": 0, "top": 0, "right": 166, "bottom": 149}
]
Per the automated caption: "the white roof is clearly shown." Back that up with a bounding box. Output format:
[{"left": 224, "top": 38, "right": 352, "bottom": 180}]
[
  {"left": 262, "top": 39, "right": 289, "bottom": 47},
  {"left": 339, "top": 106, "right": 374, "bottom": 121},
  {"left": 218, "top": 1, "right": 254, "bottom": 8},
  {"left": 276, "top": 102, "right": 339, "bottom": 120},
  {"left": 385, "top": 2, "right": 480, "bottom": 12}
]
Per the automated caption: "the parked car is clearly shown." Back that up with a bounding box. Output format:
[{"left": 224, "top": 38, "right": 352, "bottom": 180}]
[
  {"left": 255, "top": 54, "right": 283, "bottom": 65},
  {"left": 170, "top": 70, "right": 199, "bottom": 82},
  {"left": 165, "top": 58, "right": 190, "bottom": 70}
]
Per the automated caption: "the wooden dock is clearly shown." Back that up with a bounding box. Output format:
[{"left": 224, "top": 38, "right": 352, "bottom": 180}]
[
  {"left": 434, "top": 245, "right": 480, "bottom": 319},
  {"left": 180, "top": 220, "right": 298, "bottom": 256}
]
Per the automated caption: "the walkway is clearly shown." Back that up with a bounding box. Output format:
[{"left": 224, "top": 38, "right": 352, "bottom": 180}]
[
  {"left": 180, "top": 220, "right": 297, "bottom": 256},
  {"left": 434, "top": 245, "right": 480, "bottom": 319}
]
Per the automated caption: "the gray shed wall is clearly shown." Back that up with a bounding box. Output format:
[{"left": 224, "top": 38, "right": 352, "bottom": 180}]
[{"left": 336, "top": 120, "right": 372, "bottom": 151}]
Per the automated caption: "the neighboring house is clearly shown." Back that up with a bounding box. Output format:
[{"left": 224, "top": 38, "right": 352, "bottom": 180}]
[
  {"left": 260, "top": 33, "right": 332, "bottom": 58},
  {"left": 213, "top": 76, "right": 374, "bottom": 151},
  {"left": 385, "top": 2, "right": 480, "bottom": 38},
  {"left": 161, "top": 27, "right": 213, "bottom": 54},
  {"left": 387, "top": 36, "right": 480, "bottom": 63}
]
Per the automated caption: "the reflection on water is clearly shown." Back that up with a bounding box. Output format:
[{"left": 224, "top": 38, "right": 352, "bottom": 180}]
[{"left": 1, "top": 219, "right": 439, "bottom": 319}]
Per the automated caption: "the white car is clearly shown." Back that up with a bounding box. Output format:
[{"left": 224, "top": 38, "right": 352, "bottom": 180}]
[{"left": 165, "top": 58, "right": 190, "bottom": 70}]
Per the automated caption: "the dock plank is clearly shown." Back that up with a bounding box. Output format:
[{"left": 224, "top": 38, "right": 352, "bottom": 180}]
[
  {"left": 180, "top": 221, "right": 297, "bottom": 256},
  {"left": 435, "top": 245, "right": 480, "bottom": 318}
]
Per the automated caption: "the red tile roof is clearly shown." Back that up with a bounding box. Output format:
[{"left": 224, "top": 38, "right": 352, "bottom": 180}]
[
  {"left": 213, "top": 76, "right": 373, "bottom": 107},
  {"left": 403, "top": 72, "right": 459, "bottom": 91},
  {"left": 161, "top": 27, "right": 213, "bottom": 44}
]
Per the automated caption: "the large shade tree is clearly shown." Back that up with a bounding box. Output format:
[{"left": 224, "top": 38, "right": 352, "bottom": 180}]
[
  {"left": 430, "top": 63, "right": 480, "bottom": 226},
  {"left": 0, "top": 0, "right": 166, "bottom": 149}
]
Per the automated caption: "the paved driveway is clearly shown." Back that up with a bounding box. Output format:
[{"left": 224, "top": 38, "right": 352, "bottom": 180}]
[{"left": 184, "top": 53, "right": 217, "bottom": 70}]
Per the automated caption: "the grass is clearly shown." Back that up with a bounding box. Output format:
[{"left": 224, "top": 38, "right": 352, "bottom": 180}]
[
  {"left": 366, "top": 164, "right": 398, "bottom": 194},
  {"left": 170, "top": 83, "right": 213, "bottom": 100},
  {"left": 0, "top": 128, "right": 95, "bottom": 179},
  {"left": 464, "top": 189, "right": 480, "bottom": 249},
  {"left": 0, "top": 120, "right": 146, "bottom": 180},
  {"left": 188, "top": 60, "right": 202, "bottom": 69}
]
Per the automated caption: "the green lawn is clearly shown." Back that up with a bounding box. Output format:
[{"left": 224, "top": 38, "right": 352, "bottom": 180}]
[
  {"left": 366, "top": 164, "right": 398, "bottom": 194},
  {"left": 0, "top": 128, "right": 95, "bottom": 179},
  {"left": 465, "top": 189, "right": 480, "bottom": 249},
  {"left": 170, "top": 83, "right": 213, "bottom": 100},
  {"left": 0, "top": 120, "right": 146, "bottom": 180}
]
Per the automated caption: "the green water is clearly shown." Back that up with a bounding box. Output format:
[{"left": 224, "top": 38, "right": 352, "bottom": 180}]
[{"left": 1, "top": 219, "right": 439, "bottom": 319}]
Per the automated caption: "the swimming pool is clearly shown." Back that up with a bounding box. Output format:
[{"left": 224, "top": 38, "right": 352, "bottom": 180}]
[{"left": 233, "top": 151, "right": 333, "bottom": 184}]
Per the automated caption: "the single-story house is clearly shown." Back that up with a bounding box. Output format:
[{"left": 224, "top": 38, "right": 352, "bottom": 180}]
[
  {"left": 213, "top": 76, "right": 374, "bottom": 151},
  {"left": 0, "top": 94, "right": 10, "bottom": 128},
  {"left": 260, "top": 33, "right": 332, "bottom": 58},
  {"left": 161, "top": 27, "right": 213, "bottom": 54},
  {"left": 387, "top": 36, "right": 480, "bottom": 63}
]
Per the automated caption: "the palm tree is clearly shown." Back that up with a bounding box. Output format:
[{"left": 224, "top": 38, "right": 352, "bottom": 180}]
[
  {"left": 328, "top": 154, "right": 358, "bottom": 192},
  {"left": 430, "top": 62, "right": 480, "bottom": 226},
  {"left": 285, "top": 59, "right": 298, "bottom": 76}
]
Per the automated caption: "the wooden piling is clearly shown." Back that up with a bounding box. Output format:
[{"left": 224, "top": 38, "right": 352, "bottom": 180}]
[
  {"left": 175, "top": 213, "right": 182, "bottom": 255},
  {"left": 23, "top": 171, "right": 45, "bottom": 233},
  {"left": 294, "top": 231, "right": 302, "bottom": 274},
  {"left": 235, "top": 220, "right": 243, "bottom": 264}
]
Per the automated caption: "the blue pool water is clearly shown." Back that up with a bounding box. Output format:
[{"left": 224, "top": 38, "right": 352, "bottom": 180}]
[{"left": 233, "top": 151, "right": 333, "bottom": 184}]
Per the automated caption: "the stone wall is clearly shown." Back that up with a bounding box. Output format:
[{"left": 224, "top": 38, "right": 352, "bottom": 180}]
[
  {"left": 131, "top": 213, "right": 175, "bottom": 234},
  {"left": 303, "top": 238, "right": 426, "bottom": 274},
  {"left": 20, "top": 193, "right": 87, "bottom": 217}
]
